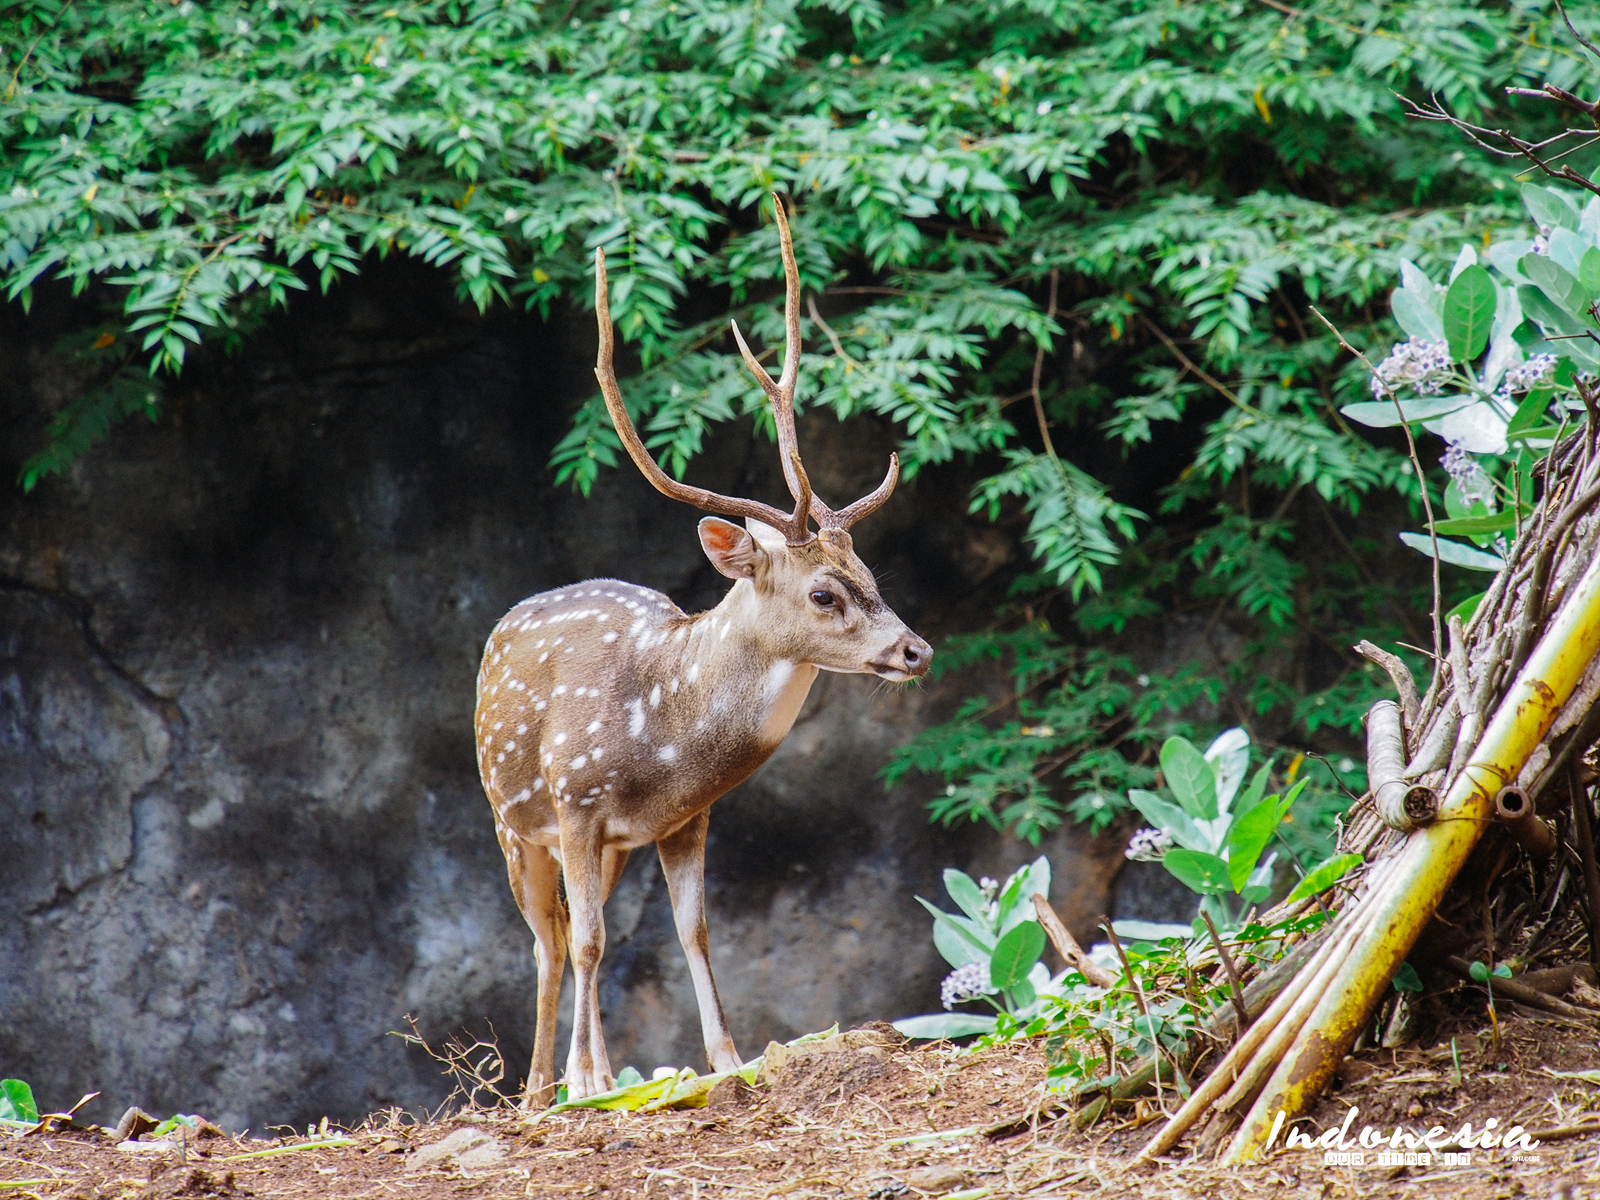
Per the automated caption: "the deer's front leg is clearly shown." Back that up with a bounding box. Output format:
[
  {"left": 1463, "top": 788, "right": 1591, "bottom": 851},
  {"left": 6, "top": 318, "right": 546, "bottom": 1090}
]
[
  {"left": 560, "top": 826, "right": 614, "bottom": 1100},
  {"left": 657, "top": 810, "right": 741, "bottom": 1073}
]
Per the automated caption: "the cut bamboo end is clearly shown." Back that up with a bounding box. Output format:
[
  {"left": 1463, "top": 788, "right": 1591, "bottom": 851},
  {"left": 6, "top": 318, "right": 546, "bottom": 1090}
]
[
  {"left": 1367, "top": 699, "right": 1438, "bottom": 831},
  {"left": 1494, "top": 786, "right": 1557, "bottom": 859}
]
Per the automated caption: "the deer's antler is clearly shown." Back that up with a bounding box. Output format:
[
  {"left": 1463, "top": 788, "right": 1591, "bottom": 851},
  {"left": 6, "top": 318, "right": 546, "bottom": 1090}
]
[
  {"left": 594, "top": 194, "right": 900, "bottom": 547},
  {"left": 728, "top": 196, "right": 899, "bottom": 535},
  {"left": 594, "top": 247, "right": 814, "bottom": 545}
]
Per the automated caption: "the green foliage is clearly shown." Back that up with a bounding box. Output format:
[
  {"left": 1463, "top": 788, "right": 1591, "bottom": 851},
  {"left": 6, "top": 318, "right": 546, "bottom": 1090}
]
[
  {"left": 894, "top": 858, "right": 1055, "bottom": 1039},
  {"left": 0, "top": 1079, "right": 38, "bottom": 1127}
]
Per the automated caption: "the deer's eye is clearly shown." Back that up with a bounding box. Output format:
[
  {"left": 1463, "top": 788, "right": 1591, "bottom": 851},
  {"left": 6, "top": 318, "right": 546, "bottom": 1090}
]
[{"left": 810, "top": 589, "right": 837, "bottom": 609}]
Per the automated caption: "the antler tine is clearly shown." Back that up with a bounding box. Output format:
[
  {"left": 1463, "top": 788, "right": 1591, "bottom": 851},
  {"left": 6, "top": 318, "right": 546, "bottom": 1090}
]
[
  {"left": 820, "top": 451, "right": 899, "bottom": 531},
  {"left": 594, "top": 247, "right": 812, "bottom": 544}
]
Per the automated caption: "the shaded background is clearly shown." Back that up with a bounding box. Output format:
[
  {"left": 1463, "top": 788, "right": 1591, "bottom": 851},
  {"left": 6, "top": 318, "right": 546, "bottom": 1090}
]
[{"left": 0, "top": 264, "right": 1184, "bottom": 1132}]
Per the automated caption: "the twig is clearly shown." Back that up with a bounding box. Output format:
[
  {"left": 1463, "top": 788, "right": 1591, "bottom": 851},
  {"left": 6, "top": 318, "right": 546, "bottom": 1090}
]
[
  {"left": 1033, "top": 893, "right": 1118, "bottom": 988},
  {"left": 1030, "top": 269, "right": 1061, "bottom": 460},
  {"left": 1310, "top": 306, "right": 1444, "bottom": 677},
  {"left": 1570, "top": 756, "right": 1600, "bottom": 970},
  {"left": 1199, "top": 911, "right": 1251, "bottom": 1031}
]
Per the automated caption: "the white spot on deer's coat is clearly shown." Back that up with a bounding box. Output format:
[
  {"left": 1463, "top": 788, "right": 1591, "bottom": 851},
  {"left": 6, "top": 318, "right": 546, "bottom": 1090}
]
[
  {"left": 602, "top": 631, "right": 619, "bottom": 643},
  {"left": 513, "top": 789, "right": 532, "bottom": 803},
  {"left": 688, "top": 663, "right": 699, "bottom": 684},
  {"left": 650, "top": 684, "right": 661, "bottom": 708},
  {"left": 591, "top": 746, "right": 604, "bottom": 761},
  {"left": 535, "top": 701, "right": 547, "bottom": 711},
  {"left": 657, "top": 745, "right": 678, "bottom": 763},
  {"left": 720, "top": 622, "right": 731, "bottom": 640},
  {"left": 496, "top": 752, "right": 506, "bottom": 763},
  {"left": 571, "top": 755, "right": 588, "bottom": 769},
  {"left": 539, "top": 653, "right": 548, "bottom": 662},
  {"left": 670, "top": 677, "right": 680, "bottom": 694},
  {"left": 674, "top": 627, "right": 686, "bottom": 643},
  {"left": 627, "top": 698, "right": 645, "bottom": 737},
  {"left": 556, "top": 777, "right": 567, "bottom": 790},
  {"left": 505, "top": 740, "right": 517, "bottom": 751},
  {"left": 535, "top": 640, "right": 545, "bottom": 648},
  {"left": 630, "top": 619, "right": 645, "bottom": 634},
  {"left": 517, "top": 724, "right": 528, "bottom": 734},
  {"left": 493, "top": 721, "right": 504, "bottom": 731},
  {"left": 553, "top": 732, "right": 567, "bottom": 746},
  {"left": 587, "top": 720, "right": 602, "bottom": 733},
  {"left": 533, "top": 777, "right": 545, "bottom": 791},
  {"left": 553, "top": 686, "right": 567, "bottom": 695}
]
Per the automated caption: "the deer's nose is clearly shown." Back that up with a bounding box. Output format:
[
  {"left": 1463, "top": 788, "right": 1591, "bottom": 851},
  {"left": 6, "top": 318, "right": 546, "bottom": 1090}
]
[{"left": 896, "top": 632, "right": 933, "bottom": 677}]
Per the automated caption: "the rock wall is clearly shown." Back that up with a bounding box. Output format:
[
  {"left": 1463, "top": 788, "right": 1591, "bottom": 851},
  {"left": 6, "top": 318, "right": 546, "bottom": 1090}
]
[{"left": 0, "top": 262, "right": 1142, "bottom": 1132}]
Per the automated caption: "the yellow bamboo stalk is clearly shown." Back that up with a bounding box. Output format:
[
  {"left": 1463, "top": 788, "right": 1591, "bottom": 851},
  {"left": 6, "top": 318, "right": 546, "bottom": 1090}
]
[{"left": 1221, "top": 548, "right": 1600, "bottom": 1163}]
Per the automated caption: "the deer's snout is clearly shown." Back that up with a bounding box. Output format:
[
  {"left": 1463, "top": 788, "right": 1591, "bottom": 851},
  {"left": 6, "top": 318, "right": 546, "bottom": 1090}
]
[{"left": 872, "top": 631, "right": 933, "bottom": 680}]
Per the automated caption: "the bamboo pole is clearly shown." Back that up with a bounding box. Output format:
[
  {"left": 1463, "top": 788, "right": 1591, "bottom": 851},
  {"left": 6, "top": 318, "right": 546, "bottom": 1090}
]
[{"left": 1218, "top": 547, "right": 1600, "bottom": 1163}]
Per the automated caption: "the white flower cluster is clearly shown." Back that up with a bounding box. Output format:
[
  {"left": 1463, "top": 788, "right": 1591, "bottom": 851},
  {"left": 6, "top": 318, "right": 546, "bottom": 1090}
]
[
  {"left": 1125, "top": 827, "right": 1174, "bottom": 862},
  {"left": 1532, "top": 226, "right": 1552, "bottom": 256},
  {"left": 1441, "top": 441, "right": 1494, "bottom": 508},
  {"left": 1370, "top": 338, "right": 1453, "bottom": 399},
  {"left": 1503, "top": 353, "right": 1558, "bottom": 393},
  {"left": 940, "top": 961, "right": 993, "bottom": 1010}
]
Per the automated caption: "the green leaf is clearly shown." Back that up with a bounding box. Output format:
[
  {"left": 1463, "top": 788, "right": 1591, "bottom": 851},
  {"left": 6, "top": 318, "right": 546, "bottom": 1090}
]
[
  {"left": 1162, "top": 848, "right": 1233, "bottom": 895},
  {"left": 997, "top": 857, "right": 1051, "bottom": 936},
  {"left": 1523, "top": 184, "right": 1580, "bottom": 232},
  {"left": 1160, "top": 737, "right": 1218, "bottom": 819},
  {"left": 1522, "top": 255, "right": 1586, "bottom": 318},
  {"left": 1391, "top": 288, "right": 1445, "bottom": 342},
  {"left": 1581, "top": 247, "right": 1600, "bottom": 301},
  {"left": 1430, "top": 512, "right": 1517, "bottom": 535},
  {"left": 1225, "top": 793, "right": 1287, "bottom": 892},
  {"left": 988, "top": 921, "right": 1047, "bottom": 990},
  {"left": 1506, "top": 388, "right": 1554, "bottom": 438},
  {"left": 1127, "top": 789, "right": 1206, "bottom": 853},
  {"left": 1203, "top": 727, "right": 1251, "bottom": 814},
  {"left": 1393, "top": 962, "right": 1424, "bottom": 993},
  {"left": 1469, "top": 960, "right": 1490, "bottom": 983},
  {"left": 1340, "top": 396, "right": 1472, "bottom": 428},
  {"left": 1398, "top": 532, "right": 1505, "bottom": 572},
  {"left": 918, "top": 896, "right": 994, "bottom": 969},
  {"left": 1493, "top": 963, "right": 1512, "bottom": 979},
  {"left": 1446, "top": 591, "right": 1486, "bottom": 624},
  {"left": 615, "top": 1066, "right": 645, "bottom": 1088},
  {"left": 1442, "top": 265, "right": 1496, "bottom": 361},
  {"left": 943, "top": 869, "right": 991, "bottom": 925},
  {"left": 1285, "top": 852, "right": 1363, "bottom": 904},
  {"left": 0, "top": 1080, "right": 38, "bottom": 1125},
  {"left": 893, "top": 1013, "right": 999, "bottom": 1040}
]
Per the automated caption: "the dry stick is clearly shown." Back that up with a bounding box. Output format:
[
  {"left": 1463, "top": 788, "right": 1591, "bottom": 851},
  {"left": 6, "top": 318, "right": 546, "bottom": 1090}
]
[
  {"left": 1199, "top": 912, "right": 1251, "bottom": 1031},
  {"left": 1033, "top": 893, "right": 1117, "bottom": 989},
  {"left": 1101, "top": 919, "right": 1165, "bottom": 1110},
  {"left": 1030, "top": 268, "right": 1062, "bottom": 460},
  {"left": 1311, "top": 308, "right": 1444, "bottom": 689},
  {"left": 1135, "top": 869, "right": 1390, "bottom": 1162},
  {"left": 1570, "top": 755, "right": 1600, "bottom": 971},
  {"left": 1355, "top": 642, "right": 1421, "bottom": 733}
]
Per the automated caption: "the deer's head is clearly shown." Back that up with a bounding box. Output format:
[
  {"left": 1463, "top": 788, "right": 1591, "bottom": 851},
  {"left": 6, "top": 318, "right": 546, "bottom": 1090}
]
[{"left": 593, "top": 195, "right": 932, "bottom": 684}]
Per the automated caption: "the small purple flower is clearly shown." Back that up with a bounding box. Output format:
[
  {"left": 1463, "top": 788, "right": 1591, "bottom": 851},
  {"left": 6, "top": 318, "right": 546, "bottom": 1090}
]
[
  {"left": 1441, "top": 440, "right": 1494, "bottom": 508},
  {"left": 940, "top": 961, "right": 993, "bottom": 1009},
  {"left": 1533, "top": 227, "right": 1552, "bottom": 256},
  {"left": 1504, "top": 354, "right": 1558, "bottom": 393},
  {"left": 1371, "top": 338, "right": 1453, "bottom": 398},
  {"left": 1125, "top": 827, "right": 1174, "bottom": 862}
]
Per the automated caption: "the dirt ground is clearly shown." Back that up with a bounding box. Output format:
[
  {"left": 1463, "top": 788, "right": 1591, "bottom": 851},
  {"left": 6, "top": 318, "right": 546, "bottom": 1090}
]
[{"left": 8, "top": 1011, "right": 1600, "bottom": 1200}]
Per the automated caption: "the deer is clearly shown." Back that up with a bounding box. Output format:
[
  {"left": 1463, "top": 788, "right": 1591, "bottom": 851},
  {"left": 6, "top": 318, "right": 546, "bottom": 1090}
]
[{"left": 473, "top": 197, "right": 933, "bottom": 1105}]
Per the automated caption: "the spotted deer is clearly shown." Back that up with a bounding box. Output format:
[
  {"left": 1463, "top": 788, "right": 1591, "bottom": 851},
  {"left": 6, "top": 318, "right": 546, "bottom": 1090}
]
[{"left": 474, "top": 199, "right": 933, "bottom": 1104}]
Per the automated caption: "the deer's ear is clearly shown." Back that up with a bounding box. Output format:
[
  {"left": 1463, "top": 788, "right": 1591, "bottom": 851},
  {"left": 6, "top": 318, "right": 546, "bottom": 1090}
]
[{"left": 699, "top": 517, "right": 768, "bottom": 580}]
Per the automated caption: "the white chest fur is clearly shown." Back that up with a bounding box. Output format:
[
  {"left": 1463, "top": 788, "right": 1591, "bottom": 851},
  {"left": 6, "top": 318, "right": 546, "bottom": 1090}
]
[{"left": 757, "top": 660, "right": 820, "bottom": 744}]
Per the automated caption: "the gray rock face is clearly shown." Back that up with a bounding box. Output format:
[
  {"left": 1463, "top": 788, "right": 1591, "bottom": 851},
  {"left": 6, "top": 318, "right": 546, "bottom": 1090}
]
[{"left": 0, "top": 264, "right": 1130, "bottom": 1131}]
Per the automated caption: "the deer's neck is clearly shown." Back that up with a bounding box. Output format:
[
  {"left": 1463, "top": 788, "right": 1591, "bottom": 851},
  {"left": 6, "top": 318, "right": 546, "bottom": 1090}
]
[{"left": 663, "top": 580, "right": 819, "bottom": 748}]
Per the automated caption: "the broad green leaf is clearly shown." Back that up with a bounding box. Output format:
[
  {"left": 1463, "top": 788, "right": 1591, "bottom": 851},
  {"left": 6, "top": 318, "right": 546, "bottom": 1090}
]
[
  {"left": 1506, "top": 388, "right": 1554, "bottom": 438},
  {"left": 1523, "top": 184, "right": 1580, "bottom": 232},
  {"left": 1392, "top": 962, "right": 1424, "bottom": 993},
  {"left": 933, "top": 919, "right": 986, "bottom": 969},
  {"left": 615, "top": 1066, "right": 645, "bottom": 1088},
  {"left": 1442, "top": 265, "right": 1495, "bottom": 361},
  {"left": 1431, "top": 512, "right": 1517, "bottom": 535},
  {"left": 997, "top": 857, "right": 1051, "bottom": 936},
  {"left": 893, "top": 1013, "right": 999, "bottom": 1040},
  {"left": 1398, "top": 532, "right": 1505, "bottom": 572},
  {"left": 1391, "top": 288, "right": 1445, "bottom": 342},
  {"left": 1469, "top": 960, "right": 1490, "bottom": 983},
  {"left": 1127, "top": 789, "right": 1206, "bottom": 853},
  {"left": 943, "top": 869, "right": 991, "bottom": 924},
  {"left": 1235, "top": 762, "right": 1272, "bottom": 824},
  {"left": 1340, "top": 395, "right": 1471, "bottom": 428},
  {"left": 1422, "top": 401, "right": 1507, "bottom": 455},
  {"left": 1582, "top": 247, "right": 1600, "bottom": 302},
  {"left": 1522, "top": 255, "right": 1586, "bottom": 318},
  {"left": 988, "top": 920, "right": 1046, "bottom": 989},
  {"left": 918, "top": 896, "right": 994, "bottom": 968},
  {"left": 0, "top": 1080, "right": 37, "bottom": 1125},
  {"left": 1160, "top": 737, "right": 1218, "bottom": 819},
  {"left": 1518, "top": 283, "right": 1589, "bottom": 336},
  {"left": 1448, "top": 244, "right": 1478, "bottom": 281},
  {"left": 1162, "top": 848, "right": 1232, "bottom": 895},
  {"left": 1285, "top": 852, "right": 1363, "bottom": 904},
  {"left": 1203, "top": 727, "right": 1251, "bottom": 814},
  {"left": 1225, "top": 793, "right": 1287, "bottom": 892},
  {"left": 1446, "top": 591, "right": 1485, "bottom": 624}
]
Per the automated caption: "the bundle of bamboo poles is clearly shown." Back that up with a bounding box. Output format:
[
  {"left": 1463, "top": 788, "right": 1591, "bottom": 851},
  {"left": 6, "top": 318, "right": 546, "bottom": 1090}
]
[{"left": 1139, "top": 420, "right": 1600, "bottom": 1164}]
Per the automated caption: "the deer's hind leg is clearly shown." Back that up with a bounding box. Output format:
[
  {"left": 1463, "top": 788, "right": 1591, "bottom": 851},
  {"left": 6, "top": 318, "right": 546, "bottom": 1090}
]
[
  {"left": 501, "top": 834, "right": 568, "bottom": 1109},
  {"left": 657, "top": 809, "right": 741, "bottom": 1073}
]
